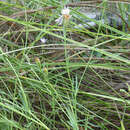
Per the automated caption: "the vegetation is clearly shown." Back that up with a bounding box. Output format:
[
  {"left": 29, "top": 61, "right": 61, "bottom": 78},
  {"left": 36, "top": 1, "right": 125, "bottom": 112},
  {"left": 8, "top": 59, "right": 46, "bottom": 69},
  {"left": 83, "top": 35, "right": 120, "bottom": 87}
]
[{"left": 0, "top": 0, "right": 130, "bottom": 129}]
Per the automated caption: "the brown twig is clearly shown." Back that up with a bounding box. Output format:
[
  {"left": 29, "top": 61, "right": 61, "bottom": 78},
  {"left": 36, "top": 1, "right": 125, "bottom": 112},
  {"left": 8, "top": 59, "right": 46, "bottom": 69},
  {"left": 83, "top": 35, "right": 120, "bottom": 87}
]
[
  {"left": 54, "top": 57, "right": 120, "bottom": 62},
  {"left": 0, "top": 1, "right": 129, "bottom": 30},
  {"left": 67, "top": 0, "right": 130, "bottom": 6},
  {"left": 0, "top": 6, "right": 56, "bottom": 25}
]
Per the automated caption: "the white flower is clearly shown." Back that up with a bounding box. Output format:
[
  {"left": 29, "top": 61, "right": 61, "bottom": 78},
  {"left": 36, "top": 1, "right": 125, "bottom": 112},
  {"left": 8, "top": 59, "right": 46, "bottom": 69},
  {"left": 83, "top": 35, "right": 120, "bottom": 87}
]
[
  {"left": 40, "top": 37, "right": 47, "bottom": 43},
  {"left": 55, "top": 7, "right": 71, "bottom": 25},
  {"left": 55, "top": 15, "right": 63, "bottom": 25},
  {"left": 61, "top": 7, "right": 70, "bottom": 15}
]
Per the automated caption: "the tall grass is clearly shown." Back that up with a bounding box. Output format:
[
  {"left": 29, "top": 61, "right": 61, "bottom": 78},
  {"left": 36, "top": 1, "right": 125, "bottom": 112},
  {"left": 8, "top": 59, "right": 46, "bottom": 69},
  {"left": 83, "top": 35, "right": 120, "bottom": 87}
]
[{"left": 0, "top": 0, "right": 130, "bottom": 129}]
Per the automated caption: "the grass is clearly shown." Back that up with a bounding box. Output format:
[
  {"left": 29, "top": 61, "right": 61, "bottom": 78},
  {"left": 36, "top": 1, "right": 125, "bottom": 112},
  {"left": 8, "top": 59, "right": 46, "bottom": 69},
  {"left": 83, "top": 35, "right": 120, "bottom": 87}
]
[{"left": 0, "top": 0, "right": 130, "bottom": 130}]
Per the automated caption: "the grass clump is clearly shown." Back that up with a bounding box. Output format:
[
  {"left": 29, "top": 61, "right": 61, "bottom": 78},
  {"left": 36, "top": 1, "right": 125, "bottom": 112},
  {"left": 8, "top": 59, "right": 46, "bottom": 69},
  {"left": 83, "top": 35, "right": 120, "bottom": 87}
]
[{"left": 0, "top": 0, "right": 130, "bottom": 129}]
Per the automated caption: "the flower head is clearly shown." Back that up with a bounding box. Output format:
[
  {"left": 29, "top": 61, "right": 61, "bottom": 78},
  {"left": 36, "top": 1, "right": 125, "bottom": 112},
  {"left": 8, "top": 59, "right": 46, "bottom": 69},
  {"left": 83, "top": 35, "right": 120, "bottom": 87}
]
[
  {"left": 55, "top": 15, "right": 63, "bottom": 25},
  {"left": 40, "top": 37, "right": 47, "bottom": 43},
  {"left": 61, "top": 7, "right": 70, "bottom": 15},
  {"left": 55, "top": 7, "right": 71, "bottom": 25}
]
